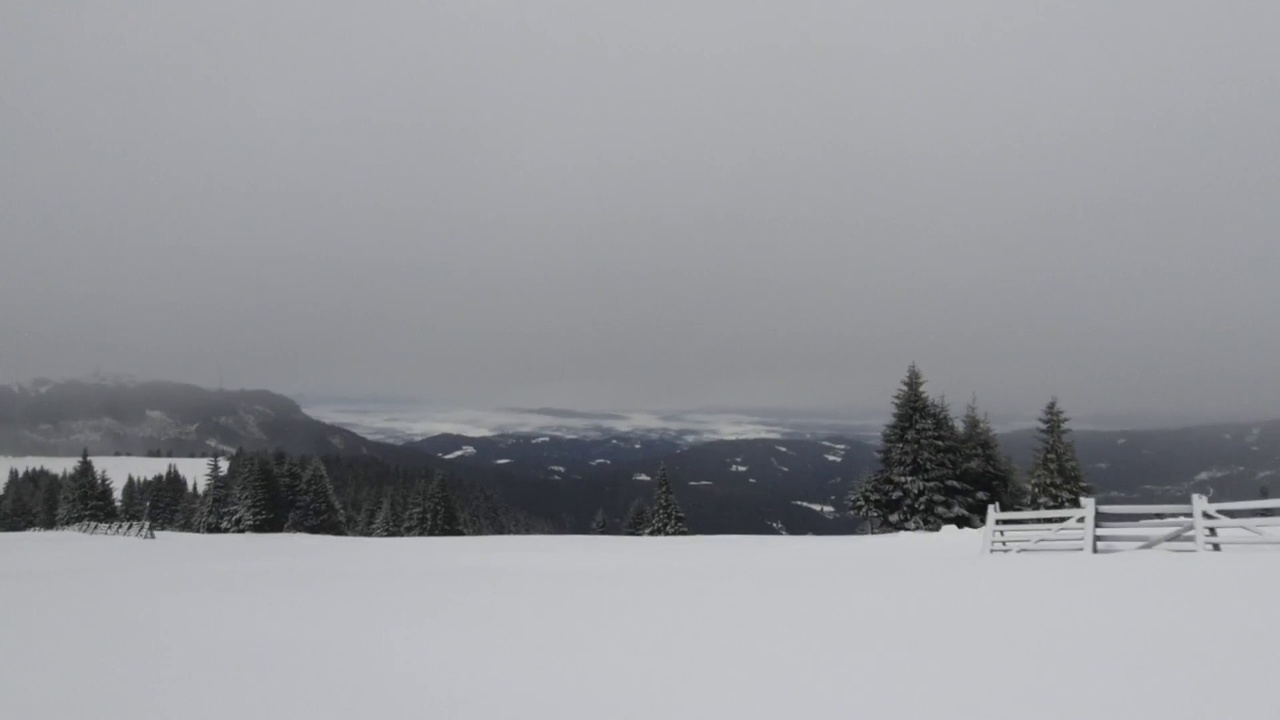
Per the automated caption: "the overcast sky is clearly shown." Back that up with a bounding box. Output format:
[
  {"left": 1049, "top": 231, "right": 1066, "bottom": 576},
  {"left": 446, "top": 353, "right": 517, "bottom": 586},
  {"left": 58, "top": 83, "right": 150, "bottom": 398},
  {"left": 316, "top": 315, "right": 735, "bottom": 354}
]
[{"left": 2, "top": 1, "right": 1278, "bottom": 420}]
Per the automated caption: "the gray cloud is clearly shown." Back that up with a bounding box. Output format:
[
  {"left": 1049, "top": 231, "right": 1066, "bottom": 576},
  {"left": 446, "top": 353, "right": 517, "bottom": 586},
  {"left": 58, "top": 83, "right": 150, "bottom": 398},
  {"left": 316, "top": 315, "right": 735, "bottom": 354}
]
[{"left": 3, "top": 1, "right": 1278, "bottom": 421}]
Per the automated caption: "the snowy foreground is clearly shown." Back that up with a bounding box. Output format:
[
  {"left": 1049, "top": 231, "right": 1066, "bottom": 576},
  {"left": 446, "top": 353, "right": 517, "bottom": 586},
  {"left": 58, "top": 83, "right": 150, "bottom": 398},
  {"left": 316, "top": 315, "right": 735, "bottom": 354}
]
[{"left": 2, "top": 530, "right": 1278, "bottom": 720}]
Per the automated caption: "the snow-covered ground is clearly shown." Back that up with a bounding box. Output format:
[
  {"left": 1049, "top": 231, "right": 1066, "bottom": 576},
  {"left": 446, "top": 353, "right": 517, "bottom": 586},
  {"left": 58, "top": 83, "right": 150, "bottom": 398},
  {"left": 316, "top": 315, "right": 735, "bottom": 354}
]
[
  {"left": 2, "top": 530, "right": 1278, "bottom": 719},
  {"left": 1, "top": 456, "right": 212, "bottom": 490}
]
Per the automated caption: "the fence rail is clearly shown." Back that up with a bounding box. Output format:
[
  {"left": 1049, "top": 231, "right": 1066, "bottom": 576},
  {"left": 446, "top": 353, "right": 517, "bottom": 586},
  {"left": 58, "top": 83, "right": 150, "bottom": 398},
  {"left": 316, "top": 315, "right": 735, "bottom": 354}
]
[{"left": 982, "top": 494, "right": 1280, "bottom": 554}]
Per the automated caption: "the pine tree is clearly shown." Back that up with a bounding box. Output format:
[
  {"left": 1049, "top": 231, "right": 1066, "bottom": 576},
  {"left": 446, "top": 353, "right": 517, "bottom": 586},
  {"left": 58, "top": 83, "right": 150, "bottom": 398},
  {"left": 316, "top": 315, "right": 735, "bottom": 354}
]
[
  {"left": 1026, "top": 398, "right": 1091, "bottom": 509},
  {"left": 178, "top": 479, "right": 202, "bottom": 531},
  {"left": 94, "top": 471, "right": 118, "bottom": 522},
  {"left": 590, "top": 507, "right": 609, "bottom": 534},
  {"left": 57, "top": 451, "right": 103, "bottom": 526},
  {"left": 197, "top": 456, "right": 237, "bottom": 533},
  {"left": 0, "top": 469, "right": 36, "bottom": 530},
  {"left": 644, "top": 465, "right": 689, "bottom": 536},
  {"left": 275, "top": 458, "right": 304, "bottom": 522},
  {"left": 355, "top": 495, "right": 378, "bottom": 536},
  {"left": 424, "top": 478, "right": 464, "bottom": 536},
  {"left": 36, "top": 473, "right": 61, "bottom": 529},
  {"left": 957, "top": 400, "right": 1020, "bottom": 516},
  {"left": 231, "top": 457, "right": 282, "bottom": 533},
  {"left": 849, "top": 365, "right": 975, "bottom": 532},
  {"left": 401, "top": 480, "right": 430, "bottom": 536},
  {"left": 623, "top": 499, "right": 650, "bottom": 536},
  {"left": 285, "top": 458, "right": 346, "bottom": 535},
  {"left": 120, "top": 476, "right": 145, "bottom": 521},
  {"left": 370, "top": 490, "right": 399, "bottom": 537}
]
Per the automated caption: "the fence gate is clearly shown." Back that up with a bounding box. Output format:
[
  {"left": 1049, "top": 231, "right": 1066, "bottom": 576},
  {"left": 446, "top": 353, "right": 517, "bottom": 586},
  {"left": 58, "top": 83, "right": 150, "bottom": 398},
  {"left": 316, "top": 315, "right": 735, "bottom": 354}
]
[
  {"left": 983, "top": 494, "right": 1280, "bottom": 554},
  {"left": 981, "top": 499, "right": 1096, "bottom": 554}
]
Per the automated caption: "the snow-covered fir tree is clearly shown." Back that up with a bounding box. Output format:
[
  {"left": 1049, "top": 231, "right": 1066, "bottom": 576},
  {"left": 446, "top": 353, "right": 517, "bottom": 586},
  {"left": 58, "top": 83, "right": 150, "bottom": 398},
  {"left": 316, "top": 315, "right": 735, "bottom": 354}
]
[
  {"left": 623, "top": 499, "right": 650, "bottom": 536},
  {"left": 644, "top": 464, "right": 689, "bottom": 536},
  {"left": 232, "top": 457, "right": 282, "bottom": 533},
  {"left": 848, "top": 365, "right": 975, "bottom": 532},
  {"left": 275, "top": 458, "right": 304, "bottom": 521},
  {"left": 354, "top": 496, "right": 378, "bottom": 536},
  {"left": 285, "top": 458, "right": 346, "bottom": 535},
  {"left": 423, "top": 478, "right": 464, "bottom": 537},
  {"left": 197, "top": 456, "right": 238, "bottom": 533},
  {"left": 57, "top": 451, "right": 107, "bottom": 525},
  {"left": 36, "top": 474, "right": 61, "bottom": 529},
  {"left": 590, "top": 507, "right": 609, "bottom": 534},
  {"left": 370, "top": 491, "right": 399, "bottom": 537},
  {"left": 401, "top": 480, "right": 430, "bottom": 536},
  {"left": 1026, "top": 398, "right": 1091, "bottom": 509},
  {"left": 958, "top": 400, "right": 1022, "bottom": 514},
  {"left": 93, "top": 470, "right": 118, "bottom": 522},
  {"left": 119, "top": 476, "right": 145, "bottom": 521}
]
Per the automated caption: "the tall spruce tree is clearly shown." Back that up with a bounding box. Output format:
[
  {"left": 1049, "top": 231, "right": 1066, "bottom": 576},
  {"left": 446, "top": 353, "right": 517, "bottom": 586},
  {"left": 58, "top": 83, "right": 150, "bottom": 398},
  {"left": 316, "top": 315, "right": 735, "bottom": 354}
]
[
  {"left": 644, "top": 465, "right": 689, "bottom": 536},
  {"left": 36, "top": 472, "right": 61, "bottom": 529},
  {"left": 1, "top": 469, "right": 36, "bottom": 530},
  {"left": 178, "top": 479, "right": 202, "bottom": 531},
  {"left": 232, "top": 457, "right": 282, "bottom": 533},
  {"left": 285, "top": 458, "right": 346, "bottom": 535},
  {"left": 94, "top": 471, "right": 118, "bottom": 522},
  {"left": 423, "top": 478, "right": 464, "bottom": 537},
  {"left": 370, "top": 490, "right": 399, "bottom": 537},
  {"left": 590, "top": 507, "right": 609, "bottom": 535},
  {"left": 197, "top": 456, "right": 237, "bottom": 533},
  {"left": 848, "top": 365, "right": 974, "bottom": 532},
  {"left": 57, "top": 451, "right": 103, "bottom": 526},
  {"left": 119, "top": 476, "right": 144, "bottom": 521},
  {"left": 623, "top": 499, "right": 650, "bottom": 536},
  {"left": 275, "top": 458, "right": 304, "bottom": 522},
  {"left": 401, "top": 480, "right": 430, "bottom": 536},
  {"left": 958, "top": 400, "right": 1020, "bottom": 516},
  {"left": 1026, "top": 398, "right": 1091, "bottom": 509},
  {"left": 354, "top": 495, "right": 378, "bottom": 536}
]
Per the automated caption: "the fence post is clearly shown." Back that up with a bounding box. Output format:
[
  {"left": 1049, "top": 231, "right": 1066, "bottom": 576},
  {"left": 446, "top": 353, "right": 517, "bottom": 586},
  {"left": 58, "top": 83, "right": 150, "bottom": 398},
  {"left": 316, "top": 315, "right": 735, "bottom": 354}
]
[
  {"left": 1081, "top": 497, "right": 1097, "bottom": 554},
  {"left": 981, "top": 504, "right": 997, "bottom": 555},
  {"left": 1191, "top": 494, "right": 1208, "bottom": 552}
]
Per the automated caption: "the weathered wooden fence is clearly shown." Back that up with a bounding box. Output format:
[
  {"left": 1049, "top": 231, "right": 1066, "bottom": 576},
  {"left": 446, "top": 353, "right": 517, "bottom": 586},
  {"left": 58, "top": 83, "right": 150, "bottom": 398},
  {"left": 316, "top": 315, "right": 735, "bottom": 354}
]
[
  {"left": 61, "top": 520, "right": 156, "bottom": 539},
  {"left": 983, "top": 494, "right": 1280, "bottom": 554}
]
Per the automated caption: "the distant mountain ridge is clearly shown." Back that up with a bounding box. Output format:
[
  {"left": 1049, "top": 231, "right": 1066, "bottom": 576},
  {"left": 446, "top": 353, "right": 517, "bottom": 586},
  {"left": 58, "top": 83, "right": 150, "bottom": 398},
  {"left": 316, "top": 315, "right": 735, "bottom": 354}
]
[
  {"left": 0, "top": 379, "right": 390, "bottom": 457},
  {"left": 6, "top": 378, "right": 1277, "bottom": 533}
]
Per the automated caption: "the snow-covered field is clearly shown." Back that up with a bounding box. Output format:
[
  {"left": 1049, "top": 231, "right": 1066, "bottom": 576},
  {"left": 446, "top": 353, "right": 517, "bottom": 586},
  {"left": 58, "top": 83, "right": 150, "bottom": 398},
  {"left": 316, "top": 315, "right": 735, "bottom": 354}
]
[
  {"left": 2, "top": 530, "right": 1277, "bottom": 720},
  {"left": 1, "top": 456, "right": 211, "bottom": 490}
]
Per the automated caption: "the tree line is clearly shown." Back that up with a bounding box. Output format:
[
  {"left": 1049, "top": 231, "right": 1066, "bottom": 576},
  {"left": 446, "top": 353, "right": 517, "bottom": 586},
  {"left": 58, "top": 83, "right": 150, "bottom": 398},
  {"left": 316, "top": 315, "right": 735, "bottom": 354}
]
[
  {"left": 849, "top": 364, "right": 1090, "bottom": 532},
  {"left": 0, "top": 450, "right": 550, "bottom": 536}
]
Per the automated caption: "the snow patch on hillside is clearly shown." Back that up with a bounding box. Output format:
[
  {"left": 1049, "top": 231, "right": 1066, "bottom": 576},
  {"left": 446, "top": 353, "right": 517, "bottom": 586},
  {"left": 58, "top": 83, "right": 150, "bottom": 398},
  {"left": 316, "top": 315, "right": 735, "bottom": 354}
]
[
  {"left": 1194, "top": 466, "right": 1242, "bottom": 482},
  {"left": 791, "top": 501, "right": 836, "bottom": 517},
  {"left": 442, "top": 446, "right": 476, "bottom": 460}
]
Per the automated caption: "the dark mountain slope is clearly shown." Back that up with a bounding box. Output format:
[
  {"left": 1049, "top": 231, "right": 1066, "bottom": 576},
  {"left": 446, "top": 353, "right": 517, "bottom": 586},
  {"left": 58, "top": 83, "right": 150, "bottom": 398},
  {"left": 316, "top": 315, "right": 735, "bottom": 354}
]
[{"left": 1000, "top": 419, "right": 1280, "bottom": 502}]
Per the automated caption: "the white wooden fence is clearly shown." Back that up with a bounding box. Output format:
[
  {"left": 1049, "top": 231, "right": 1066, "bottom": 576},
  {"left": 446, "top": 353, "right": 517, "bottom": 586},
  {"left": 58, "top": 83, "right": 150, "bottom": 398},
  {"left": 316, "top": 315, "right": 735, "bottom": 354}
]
[{"left": 982, "top": 494, "right": 1280, "bottom": 554}]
